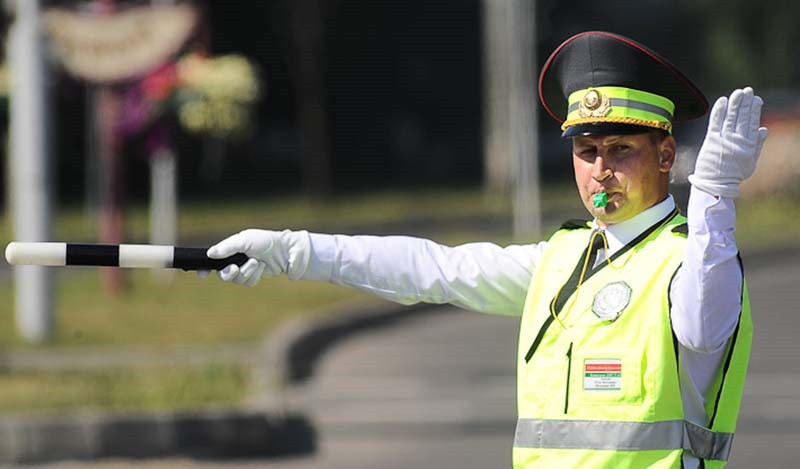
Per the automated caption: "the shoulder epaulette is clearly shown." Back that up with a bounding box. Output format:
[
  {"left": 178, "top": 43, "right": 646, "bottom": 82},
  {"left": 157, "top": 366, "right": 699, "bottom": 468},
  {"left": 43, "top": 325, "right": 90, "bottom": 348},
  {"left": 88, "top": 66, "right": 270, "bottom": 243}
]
[
  {"left": 671, "top": 223, "right": 688, "bottom": 235},
  {"left": 560, "top": 219, "right": 591, "bottom": 230}
]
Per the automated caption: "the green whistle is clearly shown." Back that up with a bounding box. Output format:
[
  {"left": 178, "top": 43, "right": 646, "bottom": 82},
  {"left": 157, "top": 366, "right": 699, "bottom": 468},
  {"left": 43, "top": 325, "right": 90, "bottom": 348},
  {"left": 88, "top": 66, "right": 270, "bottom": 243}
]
[{"left": 593, "top": 192, "right": 608, "bottom": 208}]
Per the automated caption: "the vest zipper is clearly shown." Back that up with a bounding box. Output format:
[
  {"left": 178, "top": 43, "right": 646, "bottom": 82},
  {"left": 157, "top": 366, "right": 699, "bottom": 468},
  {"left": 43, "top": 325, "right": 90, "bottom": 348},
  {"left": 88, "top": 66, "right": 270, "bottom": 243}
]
[{"left": 564, "top": 342, "right": 573, "bottom": 414}]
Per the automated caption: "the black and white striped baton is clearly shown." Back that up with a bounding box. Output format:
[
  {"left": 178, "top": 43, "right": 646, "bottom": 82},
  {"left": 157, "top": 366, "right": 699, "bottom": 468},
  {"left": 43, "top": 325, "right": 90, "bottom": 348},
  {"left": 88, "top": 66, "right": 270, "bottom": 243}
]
[{"left": 4, "top": 242, "right": 248, "bottom": 271}]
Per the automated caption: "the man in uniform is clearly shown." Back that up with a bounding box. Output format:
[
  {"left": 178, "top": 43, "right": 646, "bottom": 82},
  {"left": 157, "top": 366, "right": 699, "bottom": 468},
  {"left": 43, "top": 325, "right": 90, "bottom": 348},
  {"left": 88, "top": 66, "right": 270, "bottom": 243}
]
[{"left": 206, "top": 31, "right": 767, "bottom": 468}]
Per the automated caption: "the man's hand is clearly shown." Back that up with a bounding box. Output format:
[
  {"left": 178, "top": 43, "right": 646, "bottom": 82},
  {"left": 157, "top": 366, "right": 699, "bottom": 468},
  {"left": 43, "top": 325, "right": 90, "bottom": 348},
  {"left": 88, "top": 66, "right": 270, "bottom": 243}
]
[
  {"left": 688, "top": 87, "right": 769, "bottom": 199},
  {"left": 204, "top": 229, "right": 310, "bottom": 286}
]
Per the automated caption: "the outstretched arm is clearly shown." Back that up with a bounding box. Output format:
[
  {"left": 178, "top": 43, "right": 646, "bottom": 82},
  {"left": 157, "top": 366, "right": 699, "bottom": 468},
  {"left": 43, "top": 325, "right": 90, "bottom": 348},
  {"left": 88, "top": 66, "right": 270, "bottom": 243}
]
[{"left": 207, "top": 229, "right": 546, "bottom": 316}]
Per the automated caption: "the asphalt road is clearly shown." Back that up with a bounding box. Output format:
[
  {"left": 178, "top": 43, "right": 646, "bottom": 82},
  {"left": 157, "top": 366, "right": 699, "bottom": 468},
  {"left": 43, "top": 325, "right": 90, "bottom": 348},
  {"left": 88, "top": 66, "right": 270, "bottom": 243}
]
[{"left": 20, "top": 247, "right": 800, "bottom": 469}]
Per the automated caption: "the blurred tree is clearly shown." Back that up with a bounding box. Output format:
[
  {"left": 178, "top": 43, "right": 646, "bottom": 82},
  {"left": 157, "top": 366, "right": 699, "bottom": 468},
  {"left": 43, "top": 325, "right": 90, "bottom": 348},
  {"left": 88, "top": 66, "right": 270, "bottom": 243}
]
[
  {"left": 679, "top": 0, "right": 800, "bottom": 90},
  {"left": 287, "top": 0, "right": 332, "bottom": 197}
]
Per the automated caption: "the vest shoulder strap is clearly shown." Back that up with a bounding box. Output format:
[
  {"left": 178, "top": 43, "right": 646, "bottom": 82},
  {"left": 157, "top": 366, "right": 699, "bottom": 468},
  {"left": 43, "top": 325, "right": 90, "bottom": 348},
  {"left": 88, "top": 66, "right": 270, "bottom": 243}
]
[
  {"left": 671, "top": 223, "right": 688, "bottom": 236},
  {"left": 559, "top": 218, "right": 591, "bottom": 230}
]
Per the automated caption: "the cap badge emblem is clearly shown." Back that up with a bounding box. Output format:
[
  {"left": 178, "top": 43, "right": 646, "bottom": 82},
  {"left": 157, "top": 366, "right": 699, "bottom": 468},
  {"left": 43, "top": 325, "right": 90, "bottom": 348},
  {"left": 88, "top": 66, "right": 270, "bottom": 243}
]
[
  {"left": 579, "top": 89, "right": 612, "bottom": 118},
  {"left": 592, "top": 281, "right": 631, "bottom": 321}
]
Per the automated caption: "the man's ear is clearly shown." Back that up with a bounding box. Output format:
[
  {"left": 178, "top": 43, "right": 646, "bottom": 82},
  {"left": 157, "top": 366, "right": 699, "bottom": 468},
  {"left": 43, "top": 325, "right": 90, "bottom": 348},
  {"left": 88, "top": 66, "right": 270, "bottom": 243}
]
[{"left": 658, "top": 136, "right": 677, "bottom": 173}]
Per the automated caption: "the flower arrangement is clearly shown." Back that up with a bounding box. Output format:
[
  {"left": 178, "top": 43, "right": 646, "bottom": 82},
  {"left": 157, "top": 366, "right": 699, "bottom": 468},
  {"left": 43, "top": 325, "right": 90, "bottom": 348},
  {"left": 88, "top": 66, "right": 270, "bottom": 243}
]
[
  {"left": 173, "top": 53, "right": 261, "bottom": 139},
  {"left": 122, "top": 52, "right": 261, "bottom": 140}
]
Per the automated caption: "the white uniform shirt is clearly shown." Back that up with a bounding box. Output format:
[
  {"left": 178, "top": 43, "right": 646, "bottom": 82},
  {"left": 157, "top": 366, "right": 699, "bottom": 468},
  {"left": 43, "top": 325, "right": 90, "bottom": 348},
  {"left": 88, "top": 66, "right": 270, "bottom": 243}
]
[{"left": 300, "top": 186, "right": 742, "bottom": 468}]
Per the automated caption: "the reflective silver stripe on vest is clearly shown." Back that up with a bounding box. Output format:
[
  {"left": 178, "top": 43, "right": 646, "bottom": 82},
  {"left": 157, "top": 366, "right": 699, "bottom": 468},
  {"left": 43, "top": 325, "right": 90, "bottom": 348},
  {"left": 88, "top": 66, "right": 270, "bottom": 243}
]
[
  {"left": 513, "top": 418, "right": 733, "bottom": 461},
  {"left": 684, "top": 420, "right": 734, "bottom": 461},
  {"left": 567, "top": 98, "right": 674, "bottom": 120}
]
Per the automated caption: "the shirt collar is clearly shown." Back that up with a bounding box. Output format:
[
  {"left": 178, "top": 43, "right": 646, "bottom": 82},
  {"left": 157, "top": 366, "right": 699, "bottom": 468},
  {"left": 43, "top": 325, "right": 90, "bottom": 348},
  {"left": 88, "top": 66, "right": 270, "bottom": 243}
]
[{"left": 591, "top": 195, "right": 676, "bottom": 255}]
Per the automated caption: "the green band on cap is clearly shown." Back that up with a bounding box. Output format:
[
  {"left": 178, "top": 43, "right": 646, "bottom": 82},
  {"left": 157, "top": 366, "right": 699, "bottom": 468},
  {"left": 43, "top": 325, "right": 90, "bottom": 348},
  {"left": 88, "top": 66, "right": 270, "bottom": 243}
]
[{"left": 563, "top": 86, "right": 675, "bottom": 133}]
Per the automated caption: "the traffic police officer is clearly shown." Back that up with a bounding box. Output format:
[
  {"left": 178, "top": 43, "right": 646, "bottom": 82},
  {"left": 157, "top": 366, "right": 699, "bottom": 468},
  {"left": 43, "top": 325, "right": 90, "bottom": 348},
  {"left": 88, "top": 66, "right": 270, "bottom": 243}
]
[{"left": 207, "top": 31, "right": 767, "bottom": 468}]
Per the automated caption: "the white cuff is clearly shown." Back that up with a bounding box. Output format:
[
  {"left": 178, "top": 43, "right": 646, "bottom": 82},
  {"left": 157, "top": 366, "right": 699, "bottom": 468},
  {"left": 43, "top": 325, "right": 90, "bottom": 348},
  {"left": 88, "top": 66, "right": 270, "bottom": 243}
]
[
  {"left": 687, "top": 185, "right": 736, "bottom": 236},
  {"left": 687, "top": 174, "right": 740, "bottom": 199},
  {"left": 300, "top": 232, "right": 337, "bottom": 282},
  {"left": 284, "top": 230, "right": 313, "bottom": 281}
]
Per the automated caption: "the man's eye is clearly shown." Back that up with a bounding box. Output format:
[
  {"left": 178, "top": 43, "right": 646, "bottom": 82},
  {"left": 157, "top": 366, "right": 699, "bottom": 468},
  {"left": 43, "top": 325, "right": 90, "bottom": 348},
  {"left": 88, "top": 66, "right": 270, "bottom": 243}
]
[{"left": 610, "top": 145, "right": 631, "bottom": 153}]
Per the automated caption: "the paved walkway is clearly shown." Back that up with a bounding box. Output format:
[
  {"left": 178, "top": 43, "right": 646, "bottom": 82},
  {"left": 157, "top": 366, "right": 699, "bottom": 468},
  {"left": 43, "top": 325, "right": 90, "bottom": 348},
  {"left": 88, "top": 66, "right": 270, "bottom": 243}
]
[
  {"left": 727, "top": 249, "right": 800, "bottom": 468},
  {"left": 0, "top": 344, "right": 260, "bottom": 372},
  {"left": 278, "top": 307, "right": 519, "bottom": 468}
]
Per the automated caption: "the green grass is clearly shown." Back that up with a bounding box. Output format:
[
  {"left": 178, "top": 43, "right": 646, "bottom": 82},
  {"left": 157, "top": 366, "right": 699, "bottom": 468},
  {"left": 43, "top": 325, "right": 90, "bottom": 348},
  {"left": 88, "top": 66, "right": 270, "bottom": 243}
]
[
  {"left": 0, "top": 270, "right": 379, "bottom": 348},
  {"left": 735, "top": 194, "right": 800, "bottom": 251},
  {"left": 0, "top": 185, "right": 796, "bottom": 349},
  {"left": 0, "top": 187, "right": 539, "bottom": 413},
  {"left": 0, "top": 186, "right": 796, "bottom": 413},
  {"left": 0, "top": 363, "right": 247, "bottom": 414},
  {"left": 0, "top": 187, "right": 523, "bottom": 348},
  {"left": 0, "top": 188, "right": 518, "bottom": 247}
]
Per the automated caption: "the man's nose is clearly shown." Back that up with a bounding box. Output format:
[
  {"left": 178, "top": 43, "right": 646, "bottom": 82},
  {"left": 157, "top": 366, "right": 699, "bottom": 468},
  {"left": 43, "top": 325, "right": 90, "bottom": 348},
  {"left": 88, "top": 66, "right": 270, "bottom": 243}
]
[{"left": 592, "top": 155, "right": 613, "bottom": 182}]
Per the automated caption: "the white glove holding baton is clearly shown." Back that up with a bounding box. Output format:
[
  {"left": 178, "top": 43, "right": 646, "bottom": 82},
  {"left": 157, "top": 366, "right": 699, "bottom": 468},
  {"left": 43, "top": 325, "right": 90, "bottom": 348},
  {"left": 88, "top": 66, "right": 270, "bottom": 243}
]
[
  {"left": 688, "top": 87, "right": 769, "bottom": 199},
  {"left": 202, "top": 229, "right": 311, "bottom": 286}
]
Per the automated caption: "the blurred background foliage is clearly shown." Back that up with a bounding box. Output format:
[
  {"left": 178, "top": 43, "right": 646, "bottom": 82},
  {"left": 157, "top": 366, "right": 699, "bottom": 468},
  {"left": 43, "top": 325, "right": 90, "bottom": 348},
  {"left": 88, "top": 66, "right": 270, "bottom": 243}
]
[
  {"left": 0, "top": 0, "right": 795, "bottom": 206},
  {"left": 0, "top": 0, "right": 798, "bottom": 412}
]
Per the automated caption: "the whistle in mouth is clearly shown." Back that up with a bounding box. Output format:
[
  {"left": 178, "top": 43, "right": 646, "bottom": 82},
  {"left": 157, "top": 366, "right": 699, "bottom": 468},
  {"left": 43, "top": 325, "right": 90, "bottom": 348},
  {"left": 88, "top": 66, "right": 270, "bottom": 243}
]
[{"left": 593, "top": 192, "right": 608, "bottom": 208}]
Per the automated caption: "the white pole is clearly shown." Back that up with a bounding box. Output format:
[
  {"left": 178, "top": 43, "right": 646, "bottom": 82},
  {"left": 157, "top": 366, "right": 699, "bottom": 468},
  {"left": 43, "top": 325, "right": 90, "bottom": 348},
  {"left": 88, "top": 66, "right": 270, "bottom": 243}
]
[
  {"left": 7, "top": 0, "right": 54, "bottom": 342},
  {"left": 150, "top": 147, "right": 177, "bottom": 247},
  {"left": 481, "top": 0, "right": 512, "bottom": 194},
  {"left": 150, "top": 0, "right": 178, "bottom": 282},
  {"left": 150, "top": 146, "right": 177, "bottom": 281},
  {"left": 509, "top": 0, "right": 541, "bottom": 240}
]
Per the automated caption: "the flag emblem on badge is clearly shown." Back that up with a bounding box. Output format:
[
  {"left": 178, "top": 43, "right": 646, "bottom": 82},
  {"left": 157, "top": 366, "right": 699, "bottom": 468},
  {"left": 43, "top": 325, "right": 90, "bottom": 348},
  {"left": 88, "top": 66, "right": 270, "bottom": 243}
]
[{"left": 584, "top": 358, "right": 622, "bottom": 391}]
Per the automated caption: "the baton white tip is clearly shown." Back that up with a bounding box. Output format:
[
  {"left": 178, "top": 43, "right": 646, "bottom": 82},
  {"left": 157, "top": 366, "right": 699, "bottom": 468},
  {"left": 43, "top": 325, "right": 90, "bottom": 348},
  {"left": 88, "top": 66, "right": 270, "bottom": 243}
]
[
  {"left": 6, "top": 241, "right": 25, "bottom": 265},
  {"left": 4, "top": 242, "right": 67, "bottom": 266},
  {"left": 5, "top": 242, "right": 20, "bottom": 265}
]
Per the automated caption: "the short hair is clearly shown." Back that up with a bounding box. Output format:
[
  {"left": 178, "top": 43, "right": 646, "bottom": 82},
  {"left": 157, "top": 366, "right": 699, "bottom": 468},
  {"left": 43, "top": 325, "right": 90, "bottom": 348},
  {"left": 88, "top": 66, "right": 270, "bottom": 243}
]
[{"left": 648, "top": 129, "right": 670, "bottom": 146}]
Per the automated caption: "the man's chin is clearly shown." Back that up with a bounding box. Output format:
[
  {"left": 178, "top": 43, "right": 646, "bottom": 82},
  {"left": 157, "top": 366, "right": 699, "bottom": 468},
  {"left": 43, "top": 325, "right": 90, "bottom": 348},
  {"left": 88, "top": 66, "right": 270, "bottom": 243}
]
[{"left": 592, "top": 203, "right": 629, "bottom": 226}]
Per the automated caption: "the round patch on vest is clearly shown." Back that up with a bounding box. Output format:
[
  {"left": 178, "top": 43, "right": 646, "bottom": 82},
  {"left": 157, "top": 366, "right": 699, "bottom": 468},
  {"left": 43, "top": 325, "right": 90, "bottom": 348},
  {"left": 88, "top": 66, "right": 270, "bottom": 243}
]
[{"left": 592, "top": 281, "right": 632, "bottom": 321}]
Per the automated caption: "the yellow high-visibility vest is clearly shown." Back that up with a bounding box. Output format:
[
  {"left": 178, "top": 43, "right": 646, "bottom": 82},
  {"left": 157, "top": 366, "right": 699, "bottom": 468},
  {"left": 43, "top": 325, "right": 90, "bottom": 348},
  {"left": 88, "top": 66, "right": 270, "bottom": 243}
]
[{"left": 513, "top": 211, "right": 752, "bottom": 468}]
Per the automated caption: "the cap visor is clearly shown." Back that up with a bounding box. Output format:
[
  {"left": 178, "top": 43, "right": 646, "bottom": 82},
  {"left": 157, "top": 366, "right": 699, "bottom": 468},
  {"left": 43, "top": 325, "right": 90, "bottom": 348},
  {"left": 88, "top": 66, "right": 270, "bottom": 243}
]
[{"left": 561, "top": 122, "right": 656, "bottom": 138}]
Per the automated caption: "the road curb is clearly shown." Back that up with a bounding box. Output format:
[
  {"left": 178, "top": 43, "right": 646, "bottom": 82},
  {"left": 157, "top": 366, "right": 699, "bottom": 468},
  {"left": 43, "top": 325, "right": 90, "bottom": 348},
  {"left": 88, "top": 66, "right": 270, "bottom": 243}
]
[
  {"left": 0, "top": 409, "right": 315, "bottom": 464},
  {"left": 259, "top": 300, "right": 447, "bottom": 385}
]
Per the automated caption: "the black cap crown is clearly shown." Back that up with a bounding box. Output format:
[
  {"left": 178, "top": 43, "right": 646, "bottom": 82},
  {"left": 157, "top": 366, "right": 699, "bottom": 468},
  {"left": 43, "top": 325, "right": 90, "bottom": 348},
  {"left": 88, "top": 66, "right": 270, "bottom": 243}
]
[{"left": 539, "top": 31, "right": 708, "bottom": 137}]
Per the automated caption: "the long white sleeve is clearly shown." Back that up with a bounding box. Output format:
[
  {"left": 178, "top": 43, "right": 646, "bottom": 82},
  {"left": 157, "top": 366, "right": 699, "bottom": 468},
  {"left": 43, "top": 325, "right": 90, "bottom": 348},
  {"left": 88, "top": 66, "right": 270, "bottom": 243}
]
[
  {"left": 668, "top": 187, "right": 745, "bottom": 469},
  {"left": 670, "top": 186, "right": 743, "bottom": 353},
  {"left": 299, "top": 233, "right": 546, "bottom": 316}
]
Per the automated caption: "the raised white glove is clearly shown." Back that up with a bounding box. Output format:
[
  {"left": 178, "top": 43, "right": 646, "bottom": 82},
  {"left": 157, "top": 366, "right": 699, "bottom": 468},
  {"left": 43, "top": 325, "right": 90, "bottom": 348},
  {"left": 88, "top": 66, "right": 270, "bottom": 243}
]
[
  {"left": 206, "top": 229, "right": 311, "bottom": 286},
  {"left": 688, "top": 87, "right": 768, "bottom": 199}
]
